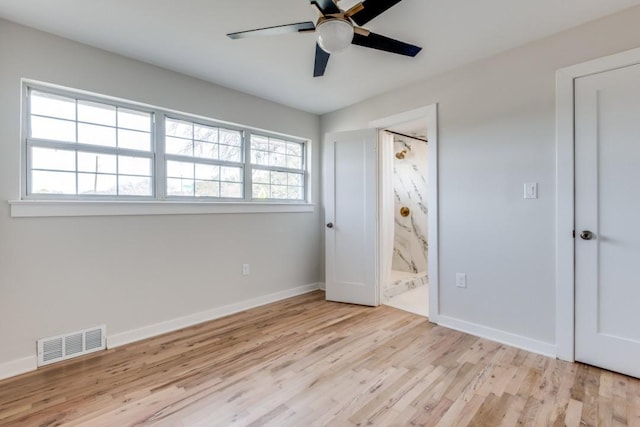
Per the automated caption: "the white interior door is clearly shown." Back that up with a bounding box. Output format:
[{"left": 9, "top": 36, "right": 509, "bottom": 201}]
[
  {"left": 575, "top": 63, "right": 640, "bottom": 378},
  {"left": 324, "top": 129, "right": 378, "bottom": 306}
]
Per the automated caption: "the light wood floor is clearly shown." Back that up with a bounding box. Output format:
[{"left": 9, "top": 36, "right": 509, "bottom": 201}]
[{"left": 1, "top": 291, "right": 639, "bottom": 426}]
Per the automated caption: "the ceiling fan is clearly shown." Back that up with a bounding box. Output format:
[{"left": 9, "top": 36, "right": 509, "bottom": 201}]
[{"left": 227, "top": 0, "right": 422, "bottom": 77}]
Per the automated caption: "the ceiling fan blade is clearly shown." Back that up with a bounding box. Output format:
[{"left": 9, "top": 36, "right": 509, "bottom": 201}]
[
  {"left": 227, "top": 21, "right": 315, "bottom": 39},
  {"left": 348, "top": 0, "right": 403, "bottom": 26},
  {"left": 311, "top": 0, "right": 341, "bottom": 16},
  {"left": 314, "top": 43, "right": 331, "bottom": 77},
  {"left": 352, "top": 32, "right": 421, "bottom": 57}
]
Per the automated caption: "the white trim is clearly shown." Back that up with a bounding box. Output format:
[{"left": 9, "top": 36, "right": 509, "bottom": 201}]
[
  {"left": 9, "top": 200, "right": 315, "bottom": 217},
  {"left": 107, "top": 283, "right": 322, "bottom": 348},
  {"left": 556, "top": 47, "right": 640, "bottom": 362},
  {"left": 369, "top": 104, "right": 439, "bottom": 323},
  {"left": 0, "top": 283, "right": 322, "bottom": 382},
  {"left": 426, "top": 105, "right": 439, "bottom": 324},
  {"left": 438, "top": 315, "right": 556, "bottom": 359},
  {"left": 0, "top": 356, "right": 37, "bottom": 381}
]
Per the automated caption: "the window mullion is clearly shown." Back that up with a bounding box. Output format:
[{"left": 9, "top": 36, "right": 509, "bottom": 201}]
[
  {"left": 155, "top": 111, "right": 166, "bottom": 200},
  {"left": 22, "top": 87, "right": 30, "bottom": 199},
  {"left": 244, "top": 130, "right": 252, "bottom": 201},
  {"left": 252, "top": 165, "right": 303, "bottom": 175}
]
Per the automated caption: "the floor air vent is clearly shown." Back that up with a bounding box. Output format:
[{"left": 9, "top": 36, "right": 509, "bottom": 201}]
[{"left": 37, "top": 325, "right": 106, "bottom": 367}]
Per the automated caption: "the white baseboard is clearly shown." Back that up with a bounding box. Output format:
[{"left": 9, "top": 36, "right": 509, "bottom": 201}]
[
  {"left": 318, "top": 282, "right": 326, "bottom": 291},
  {"left": 107, "top": 283, "right": 322, "bottom": 349},
  {"left": 436, "top": 315, "right": 557, "bottom": 359},
  {"left": 0, "top": 356, "right": 37, "bottom": 381},
  {"left": 0, "top": 283, "right": 322, "bottom": 382}
]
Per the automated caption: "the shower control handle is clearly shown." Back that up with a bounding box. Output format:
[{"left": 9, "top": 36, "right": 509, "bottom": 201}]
[{"left": 326, "top": 222, "right": 334, "bottom": 229}]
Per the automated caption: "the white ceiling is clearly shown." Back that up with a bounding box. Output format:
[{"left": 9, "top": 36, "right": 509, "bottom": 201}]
[{"left": 1, "top": 0, "right": 639, "bottom": 114}]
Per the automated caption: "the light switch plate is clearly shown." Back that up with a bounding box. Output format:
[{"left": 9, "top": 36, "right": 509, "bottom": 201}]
[
  {"left": 455, "top": 273, "right": 467, "bottom": 288},
  {"left": 524, "top": 183, "right": 538, "bottom": 199}
]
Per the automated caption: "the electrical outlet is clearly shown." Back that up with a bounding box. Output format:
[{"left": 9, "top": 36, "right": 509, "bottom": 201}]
[
  {"left": 242, "top": 264, "right": 250, "bottom": 276},
  {"left": 455, "top": 273, "right": 467, "bottom": 288}
]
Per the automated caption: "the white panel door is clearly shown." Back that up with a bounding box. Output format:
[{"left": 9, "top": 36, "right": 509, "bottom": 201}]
[
  {"left": 324, "top": 129, "right": 378, "bottom": 306},
  {"left": 575, "top": 63, "right": 640, "bottom": 378}
]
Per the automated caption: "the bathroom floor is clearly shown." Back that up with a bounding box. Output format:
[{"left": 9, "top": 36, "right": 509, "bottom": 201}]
[{"left": 385, "top": 285, "right": 429, "bottom": 317}]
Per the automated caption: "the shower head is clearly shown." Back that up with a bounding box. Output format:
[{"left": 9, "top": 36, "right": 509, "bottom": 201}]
[{"left": 395, "top": 150, "right": 407, "bottom": 160}]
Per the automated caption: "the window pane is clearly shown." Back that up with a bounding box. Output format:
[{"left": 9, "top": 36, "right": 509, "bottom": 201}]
[
  {"left": 78, "top": 152, "right": 117, "bottom": 174},
  {"left": 78, "top": 173, "right": 117, "bottom": 195},
  {"left": 271, "top": 171, "right": 287, "bottom": 185},
  {"left": 252, "top": 184, "right": 270, "bottom": 199},
  {"left": 31, "top": 116, "right": 76, "bottom": 142},
  {"left": 220, "top": 129, "right": 241, "bottom": 146},
  {"left": 219, "top": 144, "right": 242, "bottom": 162},
  {"left": 251, "top": 135, "right": 269, "bottom": 151},
  {"left": 195, "top": 164, "right": 219, "bottom": 180},
  {"left": 221, "top": 166, "right": 242, "bottom": 183},
  {"left": 166, "top": 118, "right": 193, "bottom": 138},
  {"left": 251, "top": 150, "right": 269, "bottom": 166},
  {"left": 194, "top": 141, "right": 217, "bottom": 159},
  {"left": 119, "top": 156, "right": 151, "bottom": 176},
  {"left": 269, "top": 153, "right": 286, "bottom": 168},
  {"left": 118, "top": 108, "right": 151, "bottom": 132},
  {"left": 270, "top": 139, "right": 287, "bottom": 154},
  {"left": 32, "top": 147, "right": 75, "bottom": 171},
  {"left": 119, "top": 129, "right": 151, "bottom": 151},
  {"left": 288, "top": 187, "right": 303, "bottom": 200},
  {"left": 167, "top": 160, "right": 194, "bottom": 179},
  {"left": 195, "top": 180, "right": 219, "bottom": 197},
  {"left": 118, "top": 175, "right": 152, "bottom": 196},
  {"left": 30, "top": 91, "right": 75, "bottom": 120},
  {"left": 78, "top": 100, "right": 116, "bottom": 126},
  {"left": 288, "top": 173, "right": 302, "bottom": 186},
  {"left": 287, "top": 142, "right": 302, "bottom": 156},
  {"left": 78, "top": 123, "right": 116, "bottom": 147},
  {"left": 271, "top": 185, "right": 288, "bottom": 199},
  {"left": 166, "top": 136, "right": 193, "bottom": 157},
  {"left": 194, "top": 124, "right": 218, "bottom": 142},
  {"left": 286, "top": 155, "right": 302, "bottom": 170},
  {"left": 31, "top": 170, "right": 76, "bottom": 194},
  {"left": 167, "top": 178, "right": 194, "bottom": 196},
  {"left": 221, "top": 182, "right": 242, "bottom": 198},
  {"left": 252, "top": 169, "right": 269, "bottom": 184}
]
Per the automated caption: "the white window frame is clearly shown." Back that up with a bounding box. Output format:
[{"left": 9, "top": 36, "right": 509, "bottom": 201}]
[
  {"left": 10, "top": 81, "right": 314, "bottom": 217},
  {"left": 24, "top": 86, "right": 157, "bottom": 201},
  {"left": 247, "top": 131, "right": 307, "bottom": 203}
]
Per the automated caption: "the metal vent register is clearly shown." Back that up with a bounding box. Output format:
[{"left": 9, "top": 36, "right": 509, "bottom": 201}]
[{"left": 37, "top": 326, "right": 106, "bottom": 367}]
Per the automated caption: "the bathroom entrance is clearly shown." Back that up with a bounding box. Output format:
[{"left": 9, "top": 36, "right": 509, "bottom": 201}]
[
  {"left": 324, "top": 104, "right": 438, "bottom": 318},
  {"left": 379, "top": 119, "right": 430, "bottom": 317}
]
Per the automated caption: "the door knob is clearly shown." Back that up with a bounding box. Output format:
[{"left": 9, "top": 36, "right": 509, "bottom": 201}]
[
  {"left": 580, "top": 230, "right": 594, "bottom": 240},
  {"left": 326, "top": 222, "right": 334, "bottom": 229}
]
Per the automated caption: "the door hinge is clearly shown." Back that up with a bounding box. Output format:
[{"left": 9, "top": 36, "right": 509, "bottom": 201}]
[{"left": 572, "top": 230, "right": 576, "bottom": 238}]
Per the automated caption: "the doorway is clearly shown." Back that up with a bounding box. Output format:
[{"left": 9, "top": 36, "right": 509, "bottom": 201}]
[
  {"left": 323, "top": 105, "right": 438, "bottom": 318},
  {"left": 557, "top": 48, "right": 640, "bottom": 378},
  {"left": 379, "top": 124, "right": 429, "bottom": 317},
  {"left": 370, "top": 105, "right": 438, "bottom": 321}
]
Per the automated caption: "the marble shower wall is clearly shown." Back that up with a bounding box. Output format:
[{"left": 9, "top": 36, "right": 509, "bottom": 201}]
[{"left": 392, "top": 137, "right": 428, "bottom": 274}]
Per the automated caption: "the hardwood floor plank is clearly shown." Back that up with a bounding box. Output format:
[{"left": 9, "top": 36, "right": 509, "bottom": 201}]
[{"left": 1, "top": 291, "right": 639, "bottom": 426}]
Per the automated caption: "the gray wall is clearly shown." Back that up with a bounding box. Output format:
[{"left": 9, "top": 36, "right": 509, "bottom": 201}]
[
  {"left": 321, "top": 6, "right": 640, "bottom": 346},
  {"left": 0, "top": 19, "right": 322, "bottom": 365}
]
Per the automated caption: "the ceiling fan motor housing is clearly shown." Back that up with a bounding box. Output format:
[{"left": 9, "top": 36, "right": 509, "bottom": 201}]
[{"left": 316, "top": 18, "right": 354, "bottom": 53}]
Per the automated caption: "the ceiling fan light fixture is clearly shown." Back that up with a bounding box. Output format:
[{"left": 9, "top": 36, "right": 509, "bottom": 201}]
[{"left": 317, "top": 18, "right": 354, "bottom": 53}]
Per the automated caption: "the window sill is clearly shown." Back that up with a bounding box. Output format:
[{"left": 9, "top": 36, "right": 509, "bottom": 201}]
[{"left": 8, "top": 200, "right": 315, "bottom": 218}]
